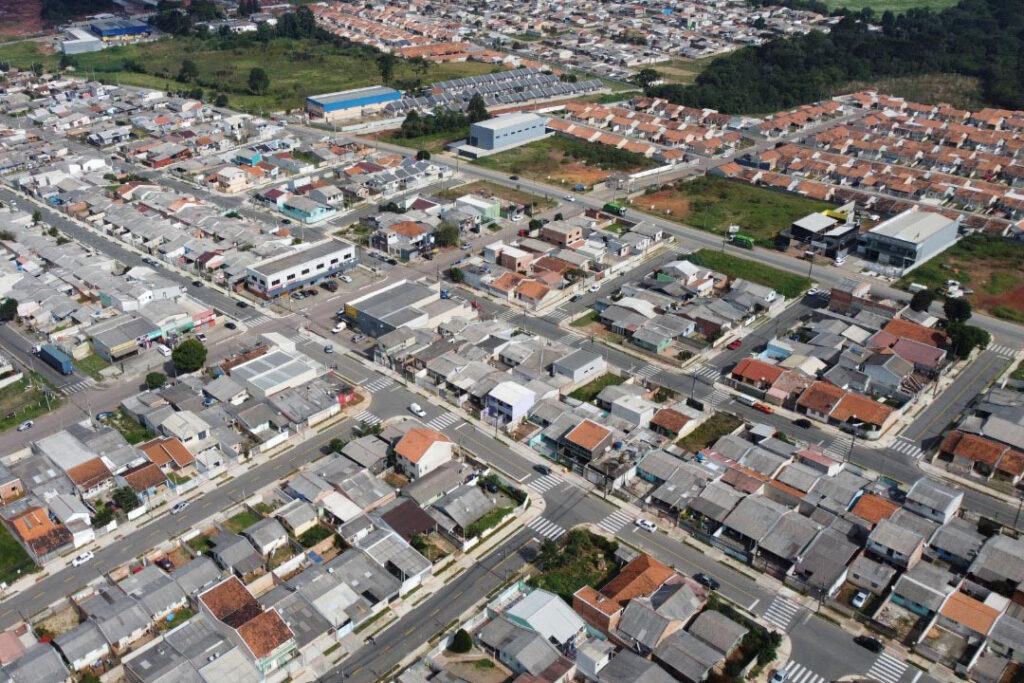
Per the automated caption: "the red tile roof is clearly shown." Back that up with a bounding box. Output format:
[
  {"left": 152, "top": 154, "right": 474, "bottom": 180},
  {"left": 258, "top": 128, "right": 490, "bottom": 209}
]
[
  {"left": 599, "top": 554, "right": 674, "bottom": 606},
  {"left": 731, "top": 358, "right": 785, "bottom": 384},
  {"left": 797, "top": 381, "right": 844, "bottom": 414},
  {"left": 564, "top": 419, "right": 611, "bottom": 452},
  {"left": 850, "top": 493, "right": 900, "bottom": 525},
  {"left": 830, "top": 392, "right": 895, "bottom": 427},
  {"left": 200, "top": 577, "right": 261, "bottom": 629},
  {"left": 650, "top": 408, "right": 690, "bottom": 435},
  {"left": 140, "top": 437, "right": 196, "bottom": 468},
  {"left": 394, "top": 428, "right": 452, "bottom": 464},
  {"left": 237, "top": 609, "right": 294, "bottom": 659},
  {"left": 882, "top": 319, "right": 948, "bottom": 348}
]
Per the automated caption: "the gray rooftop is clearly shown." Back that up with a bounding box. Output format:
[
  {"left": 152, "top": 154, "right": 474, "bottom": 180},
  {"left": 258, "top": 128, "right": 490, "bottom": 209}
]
[
  {"left": 757, "top": 511, "right": 821, "bottom": 562},
  {"left": 868, "top": 518, "right": 925, "bottom": 556},
  {"left": 173, "top": 556, "right": 223, "bottom": 596},
  {"left": 322, "top": 548, "right": 401, "bottom": 607},
  {"left": 598, "top": 650, "right": 676, "bottom": 683},
  {"left": 688, "top": 610, "right": 748, "bottom": 654},
  {"left": 653, "top": 629, "right": 723, "bottom": 682},
  {"left": 248, "top": 239, "right": 354, "bottom": 277},
  {"left": 5, "top": 643, "right": 70, "bottom": 683}
]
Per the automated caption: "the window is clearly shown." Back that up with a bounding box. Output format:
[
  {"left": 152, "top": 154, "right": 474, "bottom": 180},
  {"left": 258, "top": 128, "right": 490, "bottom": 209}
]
[
  {"left": 287, "top": 273, "right": 296, "bottom": 280},
  {"left": 316, "top": 262, "right": 325, "bottom": 269},
  {"left": 271, "top": 279, "right": 281, "bottom": 286},
  {"left": 301, "top": 268, "right": 310, "bottom": 275},
  {"left": 330, "top": 258, "right": 339, "bottom": 264}
]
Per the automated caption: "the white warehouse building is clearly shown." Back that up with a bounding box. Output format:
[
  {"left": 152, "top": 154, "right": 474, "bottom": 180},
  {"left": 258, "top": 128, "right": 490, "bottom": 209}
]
[{"left": 245, "top": 239, "right": 357, "bottom": 298}]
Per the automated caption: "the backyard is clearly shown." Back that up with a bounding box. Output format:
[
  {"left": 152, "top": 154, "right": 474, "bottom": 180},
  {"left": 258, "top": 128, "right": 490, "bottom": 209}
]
[
  {"left": 225, "top": 509, "right": 263, "bottom": 533},
  {"left": 104, "top": 409, "right": 155, "bottom": 445},
  {"left": 0, "top": 37, "right": 501, "bottom": 112},
  {"left": 633, "top": 176, "right": 831, "bottom": 244},
  {"left": 474, "top": 136, "right": 659, "bottom": 189},
  {"left": 688, "top": 249, "right": 812, "bottom": 298},
  {"left": 569, "top": 373, "right": 625, "bottom": 404},
  {"left": 896, "top": 235, "right": 1024, "bottom": 322},
  {"left": 0, "top": 375, "right": 59, "bottom": 434}
]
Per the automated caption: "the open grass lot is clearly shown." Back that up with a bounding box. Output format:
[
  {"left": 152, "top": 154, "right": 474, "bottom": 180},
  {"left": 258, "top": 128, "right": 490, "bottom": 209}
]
[
  {"left": 225, "top": 509, "right": 262, "bottom": 533},
  {"left": 634, "top": 176, "right": 831, "bottom": 244},
  {"left": 474, "top": 136, "right": 659, "bottom": 189},
  {"left": 689, "top": 249, "right": 812, "bottom": 298},
  {"left": 678, "top": 412, "right": 743, "bottom": 453},
  {"left": 75, "top": 354, "right": 109, "bottom": 381},
  {"left": 656, "top": 56, "right": 718, "bottom": 86},
  {"left": 0, "top": 37, "right": 502, "bottom": 111},
  {"left": 436, "top": 180, "right": 556, "bottom": 210},
  {"left": 530, "top": 529, "right": 619, "bottom": 603},
  {"left": 0, "top": 375, "right": 59, "bottom": 433},
  {"left": 569, "top": 373, "right": 624, "bottom": 403},
  {"left": 383, "top": 128, "right": 467, "bottom": 155},
  {"left": 0, "top": 522, "right": 36, "bottom": 586},
  {"left": 896, "top": 235, "right": 1024, "bottom": 321},
  {"left": 823, "top": 0, "right": 959, "bottom": 12}
]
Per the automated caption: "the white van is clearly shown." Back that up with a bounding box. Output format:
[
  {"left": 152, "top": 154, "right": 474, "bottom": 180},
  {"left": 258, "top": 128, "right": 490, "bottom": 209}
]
[
  {"left": 332, "top": 321, "right": 347, "bottom": 334},
  {"left": 156, "top": 344, "right": 172, "bottom": 357}
]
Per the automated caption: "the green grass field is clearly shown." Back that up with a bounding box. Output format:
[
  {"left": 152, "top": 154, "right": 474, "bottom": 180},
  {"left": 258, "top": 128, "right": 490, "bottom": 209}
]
[
  {"left": 824, "top": 0, "right": 959, "bottom": 12},
  {"left": 474, "top": 136, "right": 658, "bottom": 188},
  {"left": 0, "top": 37, "right": 502, "bottom": 112},
  {"left": 0, "top": 524, "right": 36, "bottom": 586},
  {"left": 638, "top": 176, "right": 831, "bottom": 244},
  {"left": 0, "top": 375, "right": 60, "bottom": 434},
  {"left": 689, "top": 249, "right": 812, "bottom": 298},
  {"left": 384, "top": 128, "right": 467, "bottom": 154}
]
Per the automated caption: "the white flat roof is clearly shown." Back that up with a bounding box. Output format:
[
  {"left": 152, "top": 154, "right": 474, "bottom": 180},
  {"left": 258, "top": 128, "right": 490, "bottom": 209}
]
[
  {"left": 490, "top": 381, "right": 536, "bottom": 405},
  {"left": 473, "top": 112, "right": 547, "bottom": 131},
  {"left": 869, "top": 210, "right": 956, "bottom": 243}
]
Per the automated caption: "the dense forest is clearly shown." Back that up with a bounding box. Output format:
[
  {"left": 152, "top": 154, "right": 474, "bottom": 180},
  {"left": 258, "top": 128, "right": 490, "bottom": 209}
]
[
  {"left": 41, "top": 0, "right": 116, "bottom": 23},
  {"left": 649, "top": 0, "right": 1024, "bottom": 113}
]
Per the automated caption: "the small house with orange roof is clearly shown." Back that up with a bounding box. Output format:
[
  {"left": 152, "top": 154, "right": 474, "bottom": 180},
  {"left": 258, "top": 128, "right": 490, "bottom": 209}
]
[
  {"left": 9, "top": 506, "right": 73, "bottom": 562},
  {"left": 560, "top": 419, "right": 613, "bottom": 466},
  {"left": 139, "top": 436, "right": 197, "bottom": 476},
  {"left": 938, "top": 591, "right": 1002, "bottom": 641},
  {"left": 393, "top": 427, "right": 455, "bottom": 480},
  {"left": 572, "top": 554, "right": 675, "bottom": 633},
  {"left": 849, "top": 493, "right": 900, "bottom": 529},
  {"left": 730, "top": 358, "right": 785, "bottom": 390}
]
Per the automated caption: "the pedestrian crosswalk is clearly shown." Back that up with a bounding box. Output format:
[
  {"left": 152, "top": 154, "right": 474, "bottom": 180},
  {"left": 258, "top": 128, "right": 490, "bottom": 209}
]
[
  {"left": 778, "top": 661, "right": 828, "bottom": 683},
  {"left": 555, "top": 332, "right": 584, "bottom": 346},
  {"left": 866, "top": 651, "right": 908, "bottom": 683},
  {"left": 694, "top": 366, "right": 720, "bottom": 382},
  {"left": 427, "top": 412, "right": 460, "bottom": 431},
  {"left": 353, "top": 410, "right": 382, "bottom": 426},
  {"left": 496, "top": 310, "right": 519, "bottom": 322},
  {"left": 989, "top": 343, "right": 1015, "bottom": 358},
  {"left": 543, "top": 309, "right": 570, "bottom": 323},
  {"left": 363, "top": 376, "right": 395, "bottom": 393},
  {"left": 826, "top": 432, "right": 854, "bottom": 460},
  {"left": 60, "top": 379, "right": 93, "bottom": 395},
  {"left": 890, "top": 436, "right": 924, "bottom": 459},
  {"left": 526, "top": 517, "right": 566, "bottom": 541},
  {"left": 526, "top": 473, "right": 563, "bottom": 494},
  {"left": 597, "top": 509, "right": 633, "bottom": 534},
  {"left": 633, "top": 364, "right": 661, "bottom": 379},
  {"left": 762, "top": 595, "right": 801, "bottom": 631},
  {"left": 246, "top": 313, "right": 274, "bottom": 326}
]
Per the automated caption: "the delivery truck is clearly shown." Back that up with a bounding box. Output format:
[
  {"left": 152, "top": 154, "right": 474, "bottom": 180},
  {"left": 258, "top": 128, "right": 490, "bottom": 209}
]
[{"left": 39, "top": 344, "right": 73, "bottom": 375}]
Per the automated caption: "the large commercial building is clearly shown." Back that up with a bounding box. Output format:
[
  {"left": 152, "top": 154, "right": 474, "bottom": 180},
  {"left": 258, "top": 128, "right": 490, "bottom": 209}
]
[
  {"left": 61, "top": 28, "right": 103, "bottom": 54},
  {"left": 344, "top": 279, "right": 471, "bottom": 338},
  {"left": 306, "top": 86, "right": 401, "bottom": 122},
  {"left": 857, "top": 209, "right": 960, "bottom": 276},
  {"left": 245, "top": 239, "right": 357, "bottom": 298},
  {"left": 460, "top": 113, "right": 549, "bottom": 157},
  {"left": 89, "top": 18, "right": 152, "bottom": 42}
]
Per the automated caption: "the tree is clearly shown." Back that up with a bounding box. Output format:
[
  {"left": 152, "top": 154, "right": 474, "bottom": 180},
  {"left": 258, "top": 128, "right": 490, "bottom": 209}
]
[
  {"left": 633, "top": 67, "right": 661, "bottom": 89},
  {"left": 247, "top": 67, "right": 270, "bottom": 95},
  {"left": 172, "top": 338, "right": 207, "bottom": 373},
  {"left": 31, "top": 210, "right": 41, "bottom": 224},
  {"left": 943, "top": 297, "right": 973, "bottom": 323},
  {"left": 328, "top": 438, "right": 347, "bottom": 453},
  {"left": 528, "top": 219, "right": 544, "bottom": 231},
  {"left": 415, "top": 149, "right": 431, "bottom": 160},
  {"left": 214, "top": 93, "right": 229, "bottom": 107},
  {"left": 433, "top": 223, "right": 460, "bottom": 247},
  {"left": 112, "top": 486, "right": 141, "bottom": 512},
  {"left": 145, "top": 372, "right": 167, "bottom": 390},
  {"left": 58, "top": 54, "right": 77, "bottom": 70},
  {"left": 450, "top": 628, "right": 473, "bottom": 654},
  {"left": 0, "top": 298, "right": 17, "bottom": 322},
  {"left": 909, "top": 289, "right": 935, "bottom": 312},
  {"left": 946, "top": 323, "right": 990, "bottom": 360},
  {"left": 376, "top": 53, "right": 397, "bottom": 85},
  {"left": 448, "top": 266, "right": 465, "bottom": 283},
  {"left": 178, "top": 59, "right": 199, "bottom": 83},
  {"left": 466, "top": 93, "right": 489, "bottom": 123},
  {"left": 559, "top": 72, "right": 578, "bottom": 83}
]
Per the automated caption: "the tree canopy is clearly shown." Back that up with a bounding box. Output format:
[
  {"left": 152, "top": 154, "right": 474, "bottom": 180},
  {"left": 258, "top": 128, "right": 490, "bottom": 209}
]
[
  {"left": 909, "top": 290, "right": 935, "bottom": 312},
  {"left": 943, "top": 297, "right": 973, "bottom": 323},
  {"left": 946, "top": 323, "right": 990, "bottom": 359},
  {"left": 647, "top": 0, "right": 1024, "bottom": 113},
  {"left": 145, "top": 372, "right": 167, "bottom": 390},
  {"left": 247, "top": 67, "right": 270, "bottom": 95},
  {"left": 172, "top": 338, "right": 207, "bottom": 373}
]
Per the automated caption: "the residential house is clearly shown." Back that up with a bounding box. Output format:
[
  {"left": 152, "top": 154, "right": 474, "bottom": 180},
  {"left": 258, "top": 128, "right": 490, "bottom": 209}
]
[
  {"left": 560, "top": 419, "right": 614, "bottom": 467},
  {"left": 8, "top": 506, "right": 73, "bottom": 563},
  {"left": 118, "top": 564, "right": 188, "bottom": 622},
  {"left": 970, "top": 535, "right": 1024, "bottom": 596},
  {"left": 904, "top": 477, "right": 963, "bottom": 524},
  {"left": 54, "top": 621, "right": 109, "bottom": 672},
  {"left": 274, "top": 499, "right": 318, "bottom": 537},
  {"left": 209, "top": 532, "right": 263, "bottom": 579},
  {"left": 356, "top": 528, "right": 432, "bottom": 596},
  {"left": 929, "top": 518, "right": 985, "bottom": 572},
  {"left": 865, "top": 518, "right": 925, "bottom": 569},
  {"left": 77, "top": 587, "right": 151, "bottom": 651},
  {"left": 892, "top": 562, "right": 958, "bottom": 617},
  {"left": 506, "top": 587, "right": 586, "bottom": 647},
  {"left": 243, "top": 517, "right": 289, "bottom": 557},
  {"left": 573, "top": 554, "right": 674, "bottom": 633},
  {"left": 393, "top": 428, "right": 455, "bottom": 480}
]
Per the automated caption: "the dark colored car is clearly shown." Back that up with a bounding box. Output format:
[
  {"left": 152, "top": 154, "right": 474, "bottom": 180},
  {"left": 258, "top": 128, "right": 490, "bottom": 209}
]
[
  {"left": 191, "top": 280, "right": 203, "bottom": 287},
  {"left": 509, "top": 175, "right": 519, "bottom": 180},
  {"left": 727, "top": 340, "right": 742, "bottom": 350},
  {"left": 693, "top": 573, "right": 720, "bottom": 591},
  {"left": 854, "top": 636, "right": 883, "bottom": 653},
  {"left": 533, "top": 464, "right": 552, "bottom": 476},
  {"left": 570, "top": 294, "right": 583, "bottom": 302},
  {"left": 793, "top": 418, "right": 813, "bottom": 429},
  {"left": 155, "top": 558, "right": 174, "bottom": 571},
  {"left": 236, "top": 301, "right": 249, "bottom": 308},
  {"left": 225, "top": 322, "right": 237, "bottom": 330}
]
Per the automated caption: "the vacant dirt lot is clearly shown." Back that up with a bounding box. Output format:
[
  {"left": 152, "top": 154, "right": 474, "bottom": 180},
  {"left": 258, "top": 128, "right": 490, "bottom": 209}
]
[
  {"left": 554, "top": 161, "right": 612, "bottom": 187},
  {"left": 0, "top": 1, "right": 43, "bottom": 37},
  {"left": 636, "top": 190, "right": 691, "bottom": 218}
]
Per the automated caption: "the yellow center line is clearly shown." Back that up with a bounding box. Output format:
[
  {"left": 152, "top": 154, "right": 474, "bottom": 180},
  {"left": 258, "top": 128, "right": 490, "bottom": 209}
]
[{"left": 33, "top": 590, "right": 44, "bottom": 599}]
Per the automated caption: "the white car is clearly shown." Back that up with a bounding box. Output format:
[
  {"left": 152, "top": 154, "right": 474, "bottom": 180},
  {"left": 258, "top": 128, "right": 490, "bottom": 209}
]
[
  {"left": 588, "top": 283, "right": 601, "bottom": 293},
  {"left": 635, "top": 518, "right": 657, "bottom": 533},
  {"left": 332, "top": 322, "right": 347, "bottom": 334},
  {"left": 16, "top": 420, "right": 33, "bottom": 432},
  {"left": 563, "top": 194, "right": 575, "bottom": 201},
  {"left": 196, "top": 333, "right": 207, "bottom": 343},
  {"left": 851, "top": 589, "right": 869, "bottom": 609},
  {"left": 806, "top": 288, "right": 820, "bottom": 297},
  {"left": 339, "top": 275, "right": 353, "bottom": 283},
  {"left": 409, "top": 403, "right": 427, "bottom": 418},
  {"left": 71, "top": 551, "right": 94, "bottom": 567},
  {"left": 170, "top": 501, "right": 190, "bottom": 515}
]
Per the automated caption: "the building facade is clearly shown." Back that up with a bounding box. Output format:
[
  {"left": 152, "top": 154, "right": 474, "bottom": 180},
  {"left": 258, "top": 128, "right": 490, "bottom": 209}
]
[
  {"left": 467, "top": 113, "right": 549, "bottom": 152},
  {"left": 857, "top": 209, "right": 959, "bottom": 275},
  {"left": 306, "top": 86, "right": 401, "bottom": 122},
  {"left": 245, "top": 239, "right": 357, "bottom": 298}
]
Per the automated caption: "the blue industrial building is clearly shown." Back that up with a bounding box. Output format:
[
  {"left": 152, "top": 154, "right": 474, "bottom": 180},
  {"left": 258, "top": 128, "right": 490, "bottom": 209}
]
[
  {"left": 89, "top": 18, "right": 152, "bottom": 41},
  {"left": 465, "top": 112, "right": 549, "bottom": 154},
  {"left": 306, "top": 86, "right": 401, "bottom": 122}
]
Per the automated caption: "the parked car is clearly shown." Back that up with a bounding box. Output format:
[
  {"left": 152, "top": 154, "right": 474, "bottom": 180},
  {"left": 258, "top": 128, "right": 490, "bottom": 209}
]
[
  {"left": 854, "top": 636, "right": 883, "bottom": 653},
  {"left": 460, "top": 242, "right": 471, "bottom": 250},
  {"left": 351, "top": 334, "right": 366, "bottom": 343},
  {"left": 533, "top": 464, "right": 552, "bottom": 476},
  {"left": 509, "top": 175, "right": 519, "bottom": 180},
  {"left": 332, "top": 322, "right": 347, "bottom": 334},
  {"left": 17, "top": 420, "right": 33, "bottom": 432},
  {"left": 170, "top": 501, "right": 190, "bottom": 515},
  {"left": 851, "top": 590, "right": 869, "bottom": 609},
  {"left": 339, "top": 275, "right": 353, "bottom": 283},
  {"left": 293, "top": 291, "right": 306, "bottom": 300},
  {"left": 191, "top": 280, "right": 203, "bottom": 288},
  {"left": 409, "top": 403, "right": 427, "bottom": 418},
  {"left": 155, "top": 558, "right": 174, "bottom": 572},
  {"left": 753, "top": 402, "right": 774, "bottom": 414},
  {"left": 570, "top": 294, "right": 583, "bottom": 302},
  {"left": 563, "top": 194, "right": 575, "bottom": 201},
  {"left": 321, "top": 281, "right": 338, "bottom": 292},
  {"left": 236, "top": 301, "right": 249, "bottom": 308},
  {"left": 306, "top": 289, "right": 318, "bottom": 296},
  {"left": 770, "top": 669, "right": 788, "bottom": 683},
  {"left": 324, "top": 344, "right": 334, "bottom": 354},
  {"left": 694, "top": 573, "right": 720, "bottom": 590},
  {"left": 71, "top": 551, "right": 94, "bottom": 567},
  {"left": 225, "top": 322, "right": 237, "bottom": 330},
  {"left": 806, "top": 288, "right": 821, "bottom": 297},
  {"left": 727, "top": 340, "right": 742, "bottom": 350},
  {"left": 792, "top": 418, "right": 813, "bottom": 429},
  {"left": 635, "top": 518, "right": 657, "bottom": 533},
  {"left": 196, "top": 333, "right": 207, "bottom": 343},
  {"left": 588, "top": 283, "right": 601, "bottom": 293}
]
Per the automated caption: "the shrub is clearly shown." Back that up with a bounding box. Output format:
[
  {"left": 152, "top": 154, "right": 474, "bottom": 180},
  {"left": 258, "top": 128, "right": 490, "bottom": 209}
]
[{"left": 450, "top": 628, "right": 473, "bottom": 653}]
